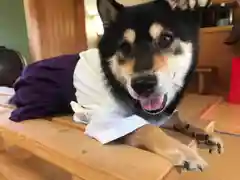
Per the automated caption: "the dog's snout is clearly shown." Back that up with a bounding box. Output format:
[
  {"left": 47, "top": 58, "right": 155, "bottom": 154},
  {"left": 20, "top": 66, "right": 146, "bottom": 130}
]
[{"left": 131, "top": 74, "right": 157, "bottom": 97}]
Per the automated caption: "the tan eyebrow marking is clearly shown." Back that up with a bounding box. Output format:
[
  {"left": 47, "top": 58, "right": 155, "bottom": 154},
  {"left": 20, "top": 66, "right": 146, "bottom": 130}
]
[
  {"left": 149, "top": 23, "right": 163, "bottom": 40},
  {"left": 123, "top": 29, "right": 136, "bottom": 44}
]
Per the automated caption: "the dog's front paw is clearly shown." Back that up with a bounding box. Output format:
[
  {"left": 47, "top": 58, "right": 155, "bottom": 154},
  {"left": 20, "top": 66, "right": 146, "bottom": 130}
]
[
  {"left": 190, "top": 123, "right": 224, "bottom": 154},
  {"left": 165, "top": 0, "right": 211, "bottom": 10},
  {"left": 179, "top": 144, "right": 208, "bottom": 171},
  {"left": 181, "top": 159, "right": 206, "bottom": 172},
  {"left": 199, "top": 134, "right": 224, "bottom": 154},
  {"left": 172, "top": 119, "right": 224, "bottom": 155},
  {"left": 166, "top": 142, "right": 208, "bottom": 171}
]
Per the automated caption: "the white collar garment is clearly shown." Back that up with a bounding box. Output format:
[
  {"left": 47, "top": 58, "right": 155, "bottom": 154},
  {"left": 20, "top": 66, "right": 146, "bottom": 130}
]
[{"left": 71, "top": 48, "right": 181, "bottom": 144}]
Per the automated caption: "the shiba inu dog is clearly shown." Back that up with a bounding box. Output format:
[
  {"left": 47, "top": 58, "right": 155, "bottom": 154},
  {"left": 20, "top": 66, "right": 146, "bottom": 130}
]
[
  {"left": 95, "top": 0, "right": 223, "bottom": 171},
  {"left": 9, "top": 0, "right": 223, "bottom": 172}
]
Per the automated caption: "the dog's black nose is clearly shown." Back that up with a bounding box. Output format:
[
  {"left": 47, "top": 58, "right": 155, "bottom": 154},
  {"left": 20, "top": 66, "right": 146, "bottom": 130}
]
[{"left": 131, "top": 74, "right": 157, "bottom": 97}]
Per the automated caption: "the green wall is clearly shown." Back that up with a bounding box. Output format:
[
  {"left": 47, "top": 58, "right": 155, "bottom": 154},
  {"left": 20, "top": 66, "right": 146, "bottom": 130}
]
[{"left": 0, "top": 0, "right": 30, "bottom": 61}]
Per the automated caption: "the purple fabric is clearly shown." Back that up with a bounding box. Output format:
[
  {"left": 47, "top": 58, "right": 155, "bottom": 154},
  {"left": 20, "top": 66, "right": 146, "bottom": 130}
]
[{"left": 9, "top": 54, "right": 79, "bottom": 122}]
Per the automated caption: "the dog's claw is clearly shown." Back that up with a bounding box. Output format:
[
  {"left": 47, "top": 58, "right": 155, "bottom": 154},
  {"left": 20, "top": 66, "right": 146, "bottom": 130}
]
[
  {"left": 198, "top": 165, "right": 203, "bottom": 172},
  {"left": 205, "top": 135, "right": 224, "bottom": 154},
  {"left": 197, "top": 136, "right": 224, "bottom": 155},
  {"left": 209, "top": 149, "right": 212, "bottom": 154},
  {"left": 183, "top": 161, "right": 190, "bottom": 170},
  {"left": 180, "top": 160, "right": 206, "bottom": 172},
  {"left": 172, "top": 123, "right": 224, "bottom": 155},
  {"left": 170, "top": 142, "right": 208, "bottom": 172},
  {"left": 217, "top": 143, "right": 224, "bottom": 154}
]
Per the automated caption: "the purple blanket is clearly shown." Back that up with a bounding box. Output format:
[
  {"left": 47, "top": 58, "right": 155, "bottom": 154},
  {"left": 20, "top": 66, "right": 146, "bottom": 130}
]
[{"left": 9, "top": 54, "right": 79, "bottom": 122}]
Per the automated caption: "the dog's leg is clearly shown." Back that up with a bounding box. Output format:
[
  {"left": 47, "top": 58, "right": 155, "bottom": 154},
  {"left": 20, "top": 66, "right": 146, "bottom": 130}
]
[
  {"left": 124, "top": 124, "right": 208, "bottom": 172},
  {"left": 162, "top": 111, "right": 224, "bottom": 154}
]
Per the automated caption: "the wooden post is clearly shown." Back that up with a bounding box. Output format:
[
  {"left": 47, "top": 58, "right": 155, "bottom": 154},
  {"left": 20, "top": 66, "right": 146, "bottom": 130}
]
[{"left": 23, "top": 0, "right": 87, "bottom": 61}]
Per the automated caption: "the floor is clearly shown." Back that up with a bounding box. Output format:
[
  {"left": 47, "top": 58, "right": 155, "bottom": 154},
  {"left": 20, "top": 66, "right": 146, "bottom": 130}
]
[
  {"left": 180, "top": 98, "right": 240, "bottom": 180},
  {"left": 180, "top": 134, "right": 240, "bottom": 180},
  {"left": 0, "top": 174, "right": 7, "bottom": 180}
]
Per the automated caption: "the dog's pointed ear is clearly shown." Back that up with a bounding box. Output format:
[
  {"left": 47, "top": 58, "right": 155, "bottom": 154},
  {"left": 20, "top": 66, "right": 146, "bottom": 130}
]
[{"left": 97, "top": 0, "right": 124, "bottom": 28}]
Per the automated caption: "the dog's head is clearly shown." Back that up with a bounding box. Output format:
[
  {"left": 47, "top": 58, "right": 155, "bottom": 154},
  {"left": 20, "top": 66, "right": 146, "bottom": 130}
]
[{"left": 97, "top": 0, "right": 201, "bottom": 115}]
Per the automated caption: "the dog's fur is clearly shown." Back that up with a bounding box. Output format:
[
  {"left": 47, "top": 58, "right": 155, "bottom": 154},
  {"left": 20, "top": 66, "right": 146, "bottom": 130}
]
[
  {"left": 98, "top": 0, "right": 201, "bottom": 121},
  {"left": 95, "top": 0, "right": 223, "bottom": 171}
]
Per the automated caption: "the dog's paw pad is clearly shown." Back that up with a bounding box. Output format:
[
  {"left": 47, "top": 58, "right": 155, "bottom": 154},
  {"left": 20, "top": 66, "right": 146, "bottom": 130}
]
[
  {"left": 181, "top": 158, "right": 208, "bottom": 172},
  {"left": 173, "top": 146, "right": 208, "bottom": 172},
  {"left": 207, "top": 135, "right": 224, "bottom": 154}
]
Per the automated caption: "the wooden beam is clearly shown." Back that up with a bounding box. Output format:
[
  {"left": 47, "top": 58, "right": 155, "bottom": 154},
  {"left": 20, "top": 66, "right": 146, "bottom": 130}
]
[
  {"left": 23, "top": 0, "right": 87, "bottom": 61},
  {"left": 0, "top": 107, "right": 176, "bottom": 180}
]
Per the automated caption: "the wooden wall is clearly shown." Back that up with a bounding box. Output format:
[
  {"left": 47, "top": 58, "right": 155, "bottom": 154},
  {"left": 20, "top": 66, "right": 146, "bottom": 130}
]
[
  {"left": 198, "top": 26, "right": 238, "bottom": 94},
  {"left": 196, "top": 6, "right": 240, "bottom": 95},
  {"left": 23, "top": 0, "right": 87, "bottom": 61}
]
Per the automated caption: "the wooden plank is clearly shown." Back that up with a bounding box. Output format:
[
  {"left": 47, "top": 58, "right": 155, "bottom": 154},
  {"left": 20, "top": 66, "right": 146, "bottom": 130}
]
[
  {"left": 201, "top": 102, "right": 240, "bottom": 134},
  {"left": 23, "top": 155, "right": 73, "bottom": 180},
  {"left": 0, "top": 107, "right": 175, "bottom": 180},
  {"left": 0, "top": 94, "right": 222, "bottom": 180},
  {"left": 0, "top": 174, "right": 7, "bottom": 180},
  {"left": 23, "top": 0, "right": 87, "bottom": 60},
  {"left": 198, "top": 24, "right": 234, "bottom": 93},
  {"left": 178, "top": 94, "right": 223, "bottom": 122},
  {"left": 0, "top": 152, "right": 45, "bottom": 180},
  {"left": 6, "top": 146, "right": 32, "bottom": 160},
  {"left": 200, "top": 26, "right": 232, "bottom": 34},
  {"left": 163, "top": 168, "right": 180, "bottom": 180},
  {"left": 212, "top": 0, "right": 234, "bottom": 4},
  {"left": 51, "top": 116, "right": 196, "bottom": 148},
  {"left": 51, "top": 116, "right": 85, "bottom": 132},
  {"left": 72, "top": 176, "right": 85, "bottom": 180}
]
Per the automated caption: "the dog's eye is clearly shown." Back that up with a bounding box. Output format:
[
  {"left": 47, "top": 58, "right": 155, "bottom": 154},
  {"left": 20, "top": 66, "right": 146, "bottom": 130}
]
[
  {"left": 156, "top": 31, "right": 174, "bottom": 49},
  {"left": 119, "top": 41, "right": 132, "bottom": 57}
]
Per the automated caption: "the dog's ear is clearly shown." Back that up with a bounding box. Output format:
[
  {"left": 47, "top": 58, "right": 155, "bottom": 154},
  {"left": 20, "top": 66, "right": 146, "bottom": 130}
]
[{"left": 97, "top": 0, "right": 124, "bottom": 28}]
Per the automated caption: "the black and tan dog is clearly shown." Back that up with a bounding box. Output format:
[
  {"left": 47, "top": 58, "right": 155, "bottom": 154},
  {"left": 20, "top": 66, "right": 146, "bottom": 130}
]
[
  {"left": 96, "top": 0, "right": 223, "bottom": 171},
  {"left": 7, "top": 0, "right": 223, "bottom": 172}
]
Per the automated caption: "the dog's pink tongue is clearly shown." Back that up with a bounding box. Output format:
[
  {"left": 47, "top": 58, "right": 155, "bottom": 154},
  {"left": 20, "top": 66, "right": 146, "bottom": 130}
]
[{"left": 140, "top": 96, "right": 163, "bottom": 111}]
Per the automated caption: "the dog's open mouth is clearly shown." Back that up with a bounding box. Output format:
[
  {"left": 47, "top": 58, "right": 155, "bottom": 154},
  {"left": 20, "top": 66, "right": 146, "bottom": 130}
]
[{"left": 139, "top": 94, "right": 167, "bottom": 115}]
